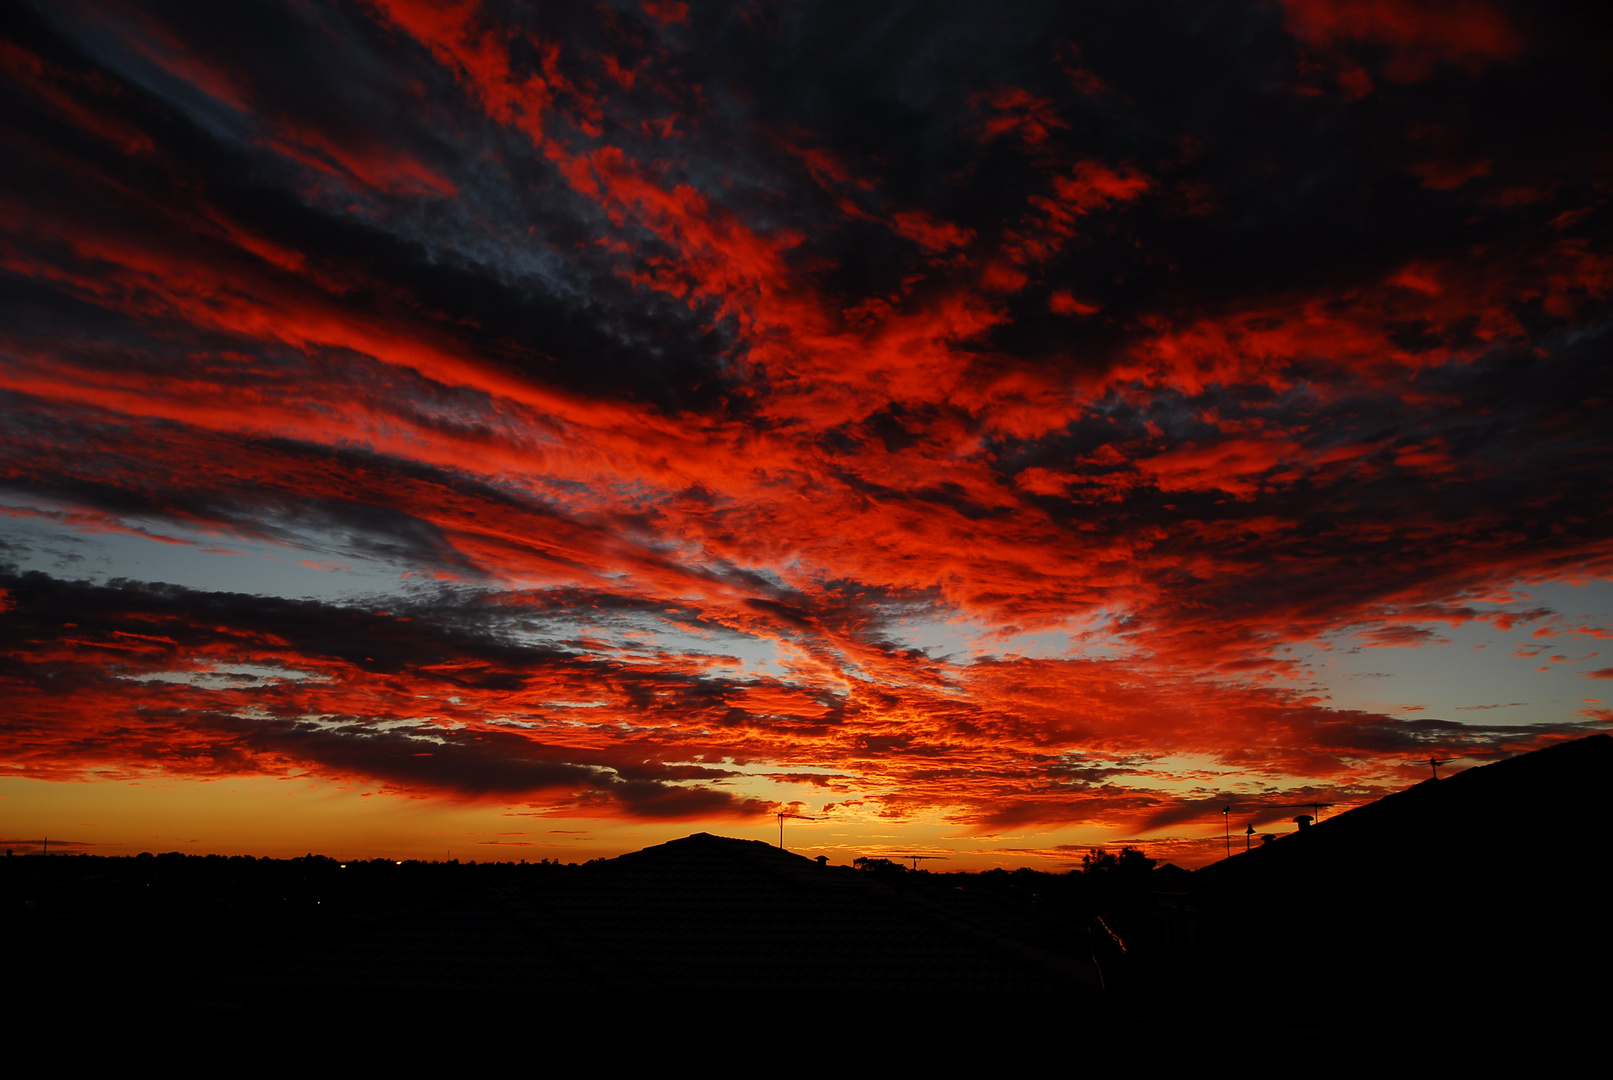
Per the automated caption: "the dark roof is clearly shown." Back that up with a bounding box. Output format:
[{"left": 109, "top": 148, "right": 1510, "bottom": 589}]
[
  {"left": 1164, "top": 734, "right": 1613, "bottom": 1015},
  {"left": 1192, "top": 731, "right": 1612, "bottom": 891},
  {"left": 191, "top": 833, "right": 1098, "bottom": 1000},
  {"left": 532, "top": 832, "right": 1095, "bottom": 992},
  {"left": 189, "top": 887, "right": 613, "bottom": 995}
]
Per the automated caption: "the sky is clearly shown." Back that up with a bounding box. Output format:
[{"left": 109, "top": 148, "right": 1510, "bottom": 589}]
[{"left": 2, "top": 0, "right": 1610, "bottom": 869}]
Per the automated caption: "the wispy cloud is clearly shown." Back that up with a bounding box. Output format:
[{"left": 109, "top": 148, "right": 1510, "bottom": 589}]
[{"left": 1, "top": 0, "right": 1609, "bottom": 839}]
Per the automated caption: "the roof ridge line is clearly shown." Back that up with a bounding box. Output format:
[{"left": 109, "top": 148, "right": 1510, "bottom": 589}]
[{"left": 863, "top": 882, "right": 1101, "bottom": 989}]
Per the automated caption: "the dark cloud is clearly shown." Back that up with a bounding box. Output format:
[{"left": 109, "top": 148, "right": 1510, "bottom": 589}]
[{"left": 1, "top": 0, "right": 1609, "bottom": 836}]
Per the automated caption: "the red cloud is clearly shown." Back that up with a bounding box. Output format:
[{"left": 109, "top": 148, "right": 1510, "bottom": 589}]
[
  {"left": 1006, "top": 160, "right": 1149, "bottom": 265},
  {"left": 974, "top": 87, "right": 1069, "bottom": 147},
  {"left": 265, "top": 123, "right": 458, "bottom": 199},
  {"left": 640, "top": 1, "right": 689, "bottom": 26},
  {"left": 1, "top": 1, "right": 1608, "bottom": 850},
  {"left": 1279, "top": 0, "right": 1522, "bottom": 82},
  {"left": 889, "top": 211, "right": 974, "bottom": 254}
]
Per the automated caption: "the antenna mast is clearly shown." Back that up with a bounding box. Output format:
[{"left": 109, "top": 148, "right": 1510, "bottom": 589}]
[
  {"left": 894, "top": 854, "right": 948, "bottom": 871},
  {"left": 776, "top": 810, "right": 817, "bottom": 849}
]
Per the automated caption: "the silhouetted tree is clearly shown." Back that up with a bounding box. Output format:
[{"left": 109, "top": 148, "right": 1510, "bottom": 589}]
[
  {"left": 1081, "top": 846, "right": 1156, "bottom": 876},
  {"left": 852, "top": 856, "right": 906, "bottom": 881}
]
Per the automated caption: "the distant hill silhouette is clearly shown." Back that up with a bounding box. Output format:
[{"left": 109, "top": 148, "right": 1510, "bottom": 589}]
[{"left": 1145, "top": 734, "right": 1611, "bottom": 1023}]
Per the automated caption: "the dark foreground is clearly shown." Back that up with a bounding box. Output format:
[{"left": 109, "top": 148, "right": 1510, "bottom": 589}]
[{"left": 7, "top": 735, "right": 1608, "bottom": 1055}]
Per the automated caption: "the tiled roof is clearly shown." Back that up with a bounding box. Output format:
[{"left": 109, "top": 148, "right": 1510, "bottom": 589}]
[
  {"left": 525, "top": 833, "right": 1097, "bottom": 992},
  {"left": 1160, "top": 733, "right": 1613, "bottom": 1017},
  {"left": 192, "top": 834, "right": 1098, "bottom": 998},
  {"left": 1190, "top": 731, "right": 1613, "bottom": 894}
]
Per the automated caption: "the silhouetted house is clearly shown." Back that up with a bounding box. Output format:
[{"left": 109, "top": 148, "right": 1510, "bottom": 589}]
[
  {"left": 188, "top": 833, "right": 1098, "bottom": 1009},
  {"left": 1159, "top": 734, "right": 1612, "bottom": 1019}
]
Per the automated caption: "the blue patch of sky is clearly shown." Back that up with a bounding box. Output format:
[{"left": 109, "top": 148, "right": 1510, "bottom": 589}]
[
  {"left": 1284, "top": 578, "right": 1613, "bottom": 729},
  {"left": 0, "top": 498, "right": 417, "bottom": 600},
  {"left": 882, "top": 609, "right": 1128, "bottom": 664},
  {"left": 500, "top": 596, "right": 791, "bottom": 678}
]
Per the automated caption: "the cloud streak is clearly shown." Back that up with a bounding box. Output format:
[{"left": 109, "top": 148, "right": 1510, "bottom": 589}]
[{"left": 1, "top": 0, "right": 1609, "bottom": 845}]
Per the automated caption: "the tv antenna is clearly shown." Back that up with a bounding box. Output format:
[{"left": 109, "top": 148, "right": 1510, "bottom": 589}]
[
  {"left": 894, "top": 854, "right": 948, "bottom": 871},
  {"left": 776, "top": 811, "right": 816, "bottom": 849}
]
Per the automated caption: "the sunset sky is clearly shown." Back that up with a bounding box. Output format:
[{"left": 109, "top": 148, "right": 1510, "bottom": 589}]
[{"left": 3, "top": 0, "right": 1610, "bottom": 868}]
